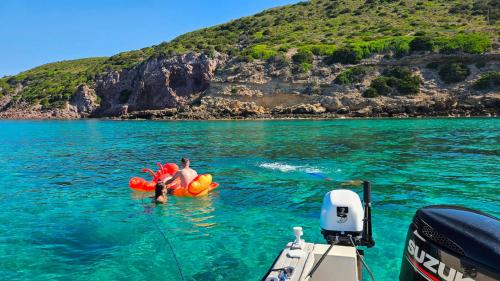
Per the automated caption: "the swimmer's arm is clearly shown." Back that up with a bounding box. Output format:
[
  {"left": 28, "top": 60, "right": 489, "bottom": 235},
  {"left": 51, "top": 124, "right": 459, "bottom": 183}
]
[
  {"left": 164, "top": 171, "right": 180, "bottom": 185},
  {"left": 155, "top": 195, "right": 167, "bottom": 204}
]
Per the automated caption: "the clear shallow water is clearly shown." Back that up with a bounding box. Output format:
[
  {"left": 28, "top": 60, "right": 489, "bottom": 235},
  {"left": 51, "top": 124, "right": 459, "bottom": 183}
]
[{"left": 0, "top": 119, "right": 498, "bottom": 281}]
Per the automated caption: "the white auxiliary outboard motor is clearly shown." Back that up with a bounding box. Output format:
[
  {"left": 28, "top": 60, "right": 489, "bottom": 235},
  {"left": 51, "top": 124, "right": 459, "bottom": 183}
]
[
  {"left": 321, "top": 181, "right": 375, "bottom": 247},
  {"left": 320, "top": 190, "right": 364, "bottom": 243},
  {"left": 261, "top": 181, "right": 375, "bottom": 281}
]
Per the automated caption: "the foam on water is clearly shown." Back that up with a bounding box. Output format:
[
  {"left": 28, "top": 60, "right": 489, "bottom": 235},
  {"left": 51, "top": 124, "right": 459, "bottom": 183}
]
[{"left": 259, "top": 162, "right": 324, "bottom": 174}]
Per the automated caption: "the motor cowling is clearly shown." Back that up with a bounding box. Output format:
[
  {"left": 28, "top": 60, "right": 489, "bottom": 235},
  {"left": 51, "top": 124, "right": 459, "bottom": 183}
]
[
  {"left": 400, "top": 205, "right": 500, "bottom": 281},
  {"left": 320, "top": 189, "right": 364, "bottom": 244}
]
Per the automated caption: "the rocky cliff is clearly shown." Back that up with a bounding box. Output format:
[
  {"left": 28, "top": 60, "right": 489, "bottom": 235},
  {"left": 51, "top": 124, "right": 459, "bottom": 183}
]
[{"left": 2, "top": 51, "right": 498, "bottom": 119}]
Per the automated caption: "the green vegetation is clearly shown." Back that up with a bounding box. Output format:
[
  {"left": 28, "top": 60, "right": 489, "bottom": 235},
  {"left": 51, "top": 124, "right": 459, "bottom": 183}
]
[
  {"left": 300, "top": 45, "right": 337, "bottom": 56},
  {"left": 410, "top": 33, "right": 492, "bottom": 54},
  {"left": 243, "top": 45, "right": 278, "bottom": 61},
  {"left": 434, "top": 33, "right": 491, "bottom": 54},
  {"left": 1, "top": 0, "right": 497, "bottom": 108},
  {"left": 297, "top": 62, "right": 313, "bottom": 73},
  {"left": 364, "top": 67, "right": 422, "bottom": 97},
  {"left": 326, "top": 37, "right": 413, "bottom": 64},
  {"left": 473, "top": 71, "right": 500, "bottom": 90},
  {"left": 324, "top": 33, "right": 491, "bottom": 65},
  {"left": 292, "top": 50, "right": 314, "bottom": 64},
  {"left": 438, "top": 63, "right": 471, "bottom": 83},
  {"left": 449, "top": 0, "right": 499, "bottom": 23},
  {"left": 410, "top": 36, "right": 435, "bottom": 52},
  {"left": 335, "top": 66, "right": 373, "bottom": 84},
  {"left": 363, "top": 87, "right": 379, "bottom": 98},
  {"left": 0, "top": 58, "right": 107, "bottom": 108}
]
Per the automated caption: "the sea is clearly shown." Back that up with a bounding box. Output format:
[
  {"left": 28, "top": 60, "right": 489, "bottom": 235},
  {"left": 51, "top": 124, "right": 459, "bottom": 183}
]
[{"left": 0, "top": 118, "right": 498, "bottom": 280}]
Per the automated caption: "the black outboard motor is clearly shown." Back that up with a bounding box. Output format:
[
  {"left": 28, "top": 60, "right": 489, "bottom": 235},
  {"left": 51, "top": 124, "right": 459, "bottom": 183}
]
[{"left": 400, "top": 205, "right": 500, "bottom": 281}]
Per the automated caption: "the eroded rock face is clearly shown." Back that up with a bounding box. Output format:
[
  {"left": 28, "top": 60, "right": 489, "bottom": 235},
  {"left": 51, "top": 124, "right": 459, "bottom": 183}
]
[
  {"left": 68, "top": 85, "right": 99, "bottom": 117},
  {"left": 93, "top": 53, "right": 226, "bottom": 116},
  {"left": 272, "top": 103, "right": 326, "bottom": 115},
  {"left": 198, "top": 96, "right": 267, "bottom": 117},
  {"left": 1, "top": 52, "right": 499, "bottom": 119}
]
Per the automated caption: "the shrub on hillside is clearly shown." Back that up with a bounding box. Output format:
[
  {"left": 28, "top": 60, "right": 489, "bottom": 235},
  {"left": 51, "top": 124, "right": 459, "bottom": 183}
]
[
  {"left": 438, "top": 63, "right": 470, "bottom": 83},
  {"left": 449, "top": 3, "right": 472, "bottom": 14},
  {"left": 409, "top": 34, "right": 491, "bottom": 54},
  {"left": 335, "top": 66, "right": 373, "bottom": 84},
  {"left": 325, "top": 37, "right": 412, "bottom": 65},
  {"left": 363, "top": 87, "right": 379, "bottom": 98},
  {"left": 245, "top": 45, "right": 278, "bottom": 60},
  {"left": 268, "top": 54, "right": 290, "bottom": 68},
  {"left": 292, "top": 50, "right": 314, "bottom": 64},
  {"left": 410, "top": 36, "right": 435, "bottom": 52},
  {"left": 238, "top": 54, "right": 254, "bottom": 63},
  {"left": 364, "top": 67, "right": 421, "bottom": 97},
  {"left": 326, "top": 47, "right": 362, "bottom": 64},
  {"left": 0, "top": 78, "right": 12, "bottom": 97},
  {"left": 473, "top": 71, "right": 500, "bottom": 90},
  {"left": 436, "top": 33, "right": 491, "bottom": 54},
  {"left": 370, "top": 77, "right": 394, "bottom": 95},
  {"left": 295, "top": 62, "right": 312, "bottom": 73},
  {"left": 472, "top": 0, "right": 500, "bottom": 22},
  {"left": 299, "top": 45, "right": 337, "bottom": 56}
]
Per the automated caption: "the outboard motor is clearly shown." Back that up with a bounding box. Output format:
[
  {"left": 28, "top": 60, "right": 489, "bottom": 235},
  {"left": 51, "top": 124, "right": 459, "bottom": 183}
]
[
  {"left": 400, "top": 205, "right": 500, "bottom": 281},
  {"left": 320, "top": 181, "right": 375, "bottom": 247},
  {"left": 262, "top": 181, "right": 376, "bottom": 281}
]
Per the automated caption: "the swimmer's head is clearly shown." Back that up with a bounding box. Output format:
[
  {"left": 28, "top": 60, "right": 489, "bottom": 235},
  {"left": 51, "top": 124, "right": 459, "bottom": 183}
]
[
  {"left": 181, "top": 157, "right": 189, "bottom": 168},
  {"left": 155, "top": 182, "right": 166, "bottom": 199}
]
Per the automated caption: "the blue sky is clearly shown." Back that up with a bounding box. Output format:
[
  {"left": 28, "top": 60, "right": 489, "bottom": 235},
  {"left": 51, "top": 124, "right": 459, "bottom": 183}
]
[{"left": 0, "top": 0, "right": 299, "bottom": 76}]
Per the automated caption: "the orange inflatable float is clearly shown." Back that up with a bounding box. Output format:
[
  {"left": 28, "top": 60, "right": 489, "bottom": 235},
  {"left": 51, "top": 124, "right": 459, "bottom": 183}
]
[
  {"left": 129, "top": 162, "right": 218, "bottom": 197},
  {"left": 170, "top": 174, "right": 219, "bottom": 197},
  {"left": 129, "top": 162, "right": 179, "bottom": 192}
]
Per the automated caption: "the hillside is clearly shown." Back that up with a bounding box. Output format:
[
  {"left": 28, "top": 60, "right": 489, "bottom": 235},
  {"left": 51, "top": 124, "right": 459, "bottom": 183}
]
[{"left": 0, "top": 0, "right": 499, "bottom": 118}]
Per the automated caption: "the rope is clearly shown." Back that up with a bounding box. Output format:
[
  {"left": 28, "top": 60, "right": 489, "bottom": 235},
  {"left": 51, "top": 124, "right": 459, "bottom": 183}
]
[
  {"left": 141, "top": 194, "right": 186, "bottom": 281},
  {"left": 306, "top": 239, "right": 338, "bottom": 279},
  {"left": 349, "top": 236, "right": 375, "bottom": 281}
]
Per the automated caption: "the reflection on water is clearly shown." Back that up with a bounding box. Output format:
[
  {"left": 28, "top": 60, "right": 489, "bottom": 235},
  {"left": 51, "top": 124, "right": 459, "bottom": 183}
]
[{"left": 160, "top": 195, "right": 217, "bottom": 230}]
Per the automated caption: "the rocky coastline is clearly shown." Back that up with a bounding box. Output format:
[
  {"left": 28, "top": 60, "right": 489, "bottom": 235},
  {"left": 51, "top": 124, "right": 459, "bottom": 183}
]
[{"left": 1, "top": 52, "right": 499, "bottom": 120}]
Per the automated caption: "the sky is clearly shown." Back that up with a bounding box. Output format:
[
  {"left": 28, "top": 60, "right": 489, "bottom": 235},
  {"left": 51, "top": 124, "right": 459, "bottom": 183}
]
[{"left": 0, "top": 0, "right": 299, "bottom": 76}]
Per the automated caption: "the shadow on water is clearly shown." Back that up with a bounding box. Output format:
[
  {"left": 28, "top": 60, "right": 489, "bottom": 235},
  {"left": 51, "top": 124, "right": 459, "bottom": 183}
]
[{"left": 191, "top": 253, "right": 249, "bottom": 281}]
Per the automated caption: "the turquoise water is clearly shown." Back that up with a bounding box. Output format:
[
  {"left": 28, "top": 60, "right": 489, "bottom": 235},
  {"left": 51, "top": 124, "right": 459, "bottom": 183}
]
[{"left": 0, "top": 119, "right": 498, "bottom": 281}]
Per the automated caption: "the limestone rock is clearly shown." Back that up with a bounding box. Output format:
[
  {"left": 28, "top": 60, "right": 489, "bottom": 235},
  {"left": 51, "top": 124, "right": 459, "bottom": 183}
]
[
  {"left": 68, "top": 85, "right": 99, "bottom": 117},
  {"left": 273, "top": 103, "right": 326, "bottom": 115},
  {"left": 199, "top": 97, "right": 266, "bottom": 117}
]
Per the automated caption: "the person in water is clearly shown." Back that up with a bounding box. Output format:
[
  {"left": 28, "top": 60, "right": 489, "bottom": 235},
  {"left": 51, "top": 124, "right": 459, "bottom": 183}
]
[
  {"left": 164, "top": 157, "right": 198, "bottom": 191},
  {"left": 154, "top": 182, "right": 168, "bottom": 203}
]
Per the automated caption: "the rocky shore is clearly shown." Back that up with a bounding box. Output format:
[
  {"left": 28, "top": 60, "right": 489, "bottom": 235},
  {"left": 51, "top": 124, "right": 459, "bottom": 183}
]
[{"left": 1, "top": 52, "right": 499, "bottom": 120}]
